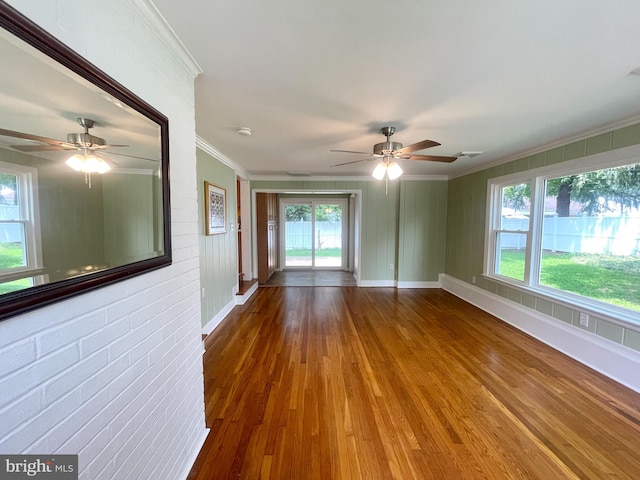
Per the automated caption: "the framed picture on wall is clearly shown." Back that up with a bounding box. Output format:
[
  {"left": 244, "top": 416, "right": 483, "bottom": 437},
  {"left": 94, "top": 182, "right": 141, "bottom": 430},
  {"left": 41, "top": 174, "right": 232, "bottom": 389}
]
[{"left": 205, "top": 181, "right": 226, "bottom": 235}]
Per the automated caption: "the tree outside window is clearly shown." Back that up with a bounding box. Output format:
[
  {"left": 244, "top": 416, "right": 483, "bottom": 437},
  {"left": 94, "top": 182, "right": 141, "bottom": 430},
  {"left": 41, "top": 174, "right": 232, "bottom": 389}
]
[{"left": 487, "top": 162, "right": 640, "bottom": 314}]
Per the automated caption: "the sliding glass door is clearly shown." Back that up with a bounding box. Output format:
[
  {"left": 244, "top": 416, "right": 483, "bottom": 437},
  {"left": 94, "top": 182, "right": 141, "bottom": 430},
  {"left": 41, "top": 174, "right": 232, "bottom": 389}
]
[
  {"left": 283, "top": 202, "right": 313, "bottom": 267},
  {"left": 313, "top": 203, "right": 342, "bottom": 267},
  {"left": 282, "top": 199, "right": 346, "bottom": 269}
]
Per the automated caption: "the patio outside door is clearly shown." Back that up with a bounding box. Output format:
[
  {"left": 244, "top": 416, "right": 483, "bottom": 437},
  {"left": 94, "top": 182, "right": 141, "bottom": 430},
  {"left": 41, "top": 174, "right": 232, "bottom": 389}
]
[{"left": 282, "top": 200, "right": 345, "bottom": 269}]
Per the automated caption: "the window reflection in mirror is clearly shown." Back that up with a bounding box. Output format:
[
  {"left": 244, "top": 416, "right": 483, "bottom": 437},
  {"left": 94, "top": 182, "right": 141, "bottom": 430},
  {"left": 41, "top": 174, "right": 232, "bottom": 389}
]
[{"left": 0, "top": 3, "right": 170, "bottom": 319}]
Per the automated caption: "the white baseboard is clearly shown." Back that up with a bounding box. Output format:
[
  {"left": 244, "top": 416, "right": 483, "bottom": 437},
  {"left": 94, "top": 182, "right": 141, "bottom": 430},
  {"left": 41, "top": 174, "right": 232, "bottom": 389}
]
[
  {"left": 397, "top": 280, "right": 441, "bottom": 289},
  {"left": 235, "top": 281, "right": 258, "bottom": 305},
  {"left": 440, "top": 274, "right": 640, "bottom": 394},
  {"left": 202, "top": 298, "right": 235, "bottom": 335}
]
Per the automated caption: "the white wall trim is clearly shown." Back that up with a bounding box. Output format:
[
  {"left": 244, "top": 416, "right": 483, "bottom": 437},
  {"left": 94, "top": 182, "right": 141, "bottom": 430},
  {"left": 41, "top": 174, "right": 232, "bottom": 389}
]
[
  {"left": 202, "top": 298, "right": 235, "bottom": 335},
  {"left": 397, "top": 280, "right": 441, "bottom": 289},
  {"left": 440, "top": 274, "right": 640, "bottom": 394},
  {"left": 249, "top": 174, "right": 448, "bottom": 182},
  {"left": 196, "top": 136, "right": 250, "bottom": 180},
  {"left": 179, "top": 429, "right": 209, "bottom": 480},
  {"left": 130, "top": 0, "right": 203, "bottom": 78},
  {"left": 448, "top": 115, "right": 640, "bottom": 180},
  {"left": 235, "top": 282, "right": 259, "bottom": 305}
]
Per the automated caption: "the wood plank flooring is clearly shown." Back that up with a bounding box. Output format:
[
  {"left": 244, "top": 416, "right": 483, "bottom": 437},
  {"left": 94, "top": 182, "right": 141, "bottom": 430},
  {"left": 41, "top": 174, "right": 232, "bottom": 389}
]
[{"left": 188, "top": 287, "right": 640, "bottom": 479}]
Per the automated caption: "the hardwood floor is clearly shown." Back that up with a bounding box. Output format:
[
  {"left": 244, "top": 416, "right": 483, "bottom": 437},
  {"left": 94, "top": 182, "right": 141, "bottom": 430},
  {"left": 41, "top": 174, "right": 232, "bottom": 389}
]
[{"left": 189, "top": 287, "right": 640, "bottom": 479}]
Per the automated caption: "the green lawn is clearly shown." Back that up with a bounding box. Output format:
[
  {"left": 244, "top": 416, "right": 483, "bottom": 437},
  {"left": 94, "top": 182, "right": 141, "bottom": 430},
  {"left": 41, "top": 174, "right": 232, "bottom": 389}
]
[
  {"left": 286, "top": 248, "right": 341, "bottom": 257},
  {"left": 0, "top": 242, "right": 25, "bottom": 269},
  {"left": 500, "top": 249, "right": 640, "bottom": 312},
  {"left": 0, "top": 242, "right": 30, "bottom": 294}
]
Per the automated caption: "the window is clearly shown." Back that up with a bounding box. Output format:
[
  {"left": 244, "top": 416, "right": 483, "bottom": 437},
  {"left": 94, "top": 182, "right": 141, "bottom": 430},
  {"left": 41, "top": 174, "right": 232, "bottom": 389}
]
[
  {"left": 486, "top": 156, "right": 640, "bottom": 318},
  {"left": 0, "top": 161, "right": 42, "bottom": 293},
  {"left": 492, "top": 182, "right": 531, "bottom": 282}
]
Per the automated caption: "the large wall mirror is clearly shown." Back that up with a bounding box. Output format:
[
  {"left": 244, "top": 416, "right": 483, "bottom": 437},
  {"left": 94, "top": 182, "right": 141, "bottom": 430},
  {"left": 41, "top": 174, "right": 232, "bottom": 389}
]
[{"left": 0, "top": 3, "right": 171, "bottom": 321}]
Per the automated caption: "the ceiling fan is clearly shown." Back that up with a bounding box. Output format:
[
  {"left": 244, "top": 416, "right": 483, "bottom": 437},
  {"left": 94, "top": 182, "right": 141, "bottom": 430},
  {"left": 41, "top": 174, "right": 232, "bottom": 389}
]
[
  {"left": 331, "top": 126, "right": 458, "bottom": 181},
  {"left": 0, "top": 117, "right": 128, "bottom": 154},
  {"left": 0, "top": 117, "right": 155, "bottom": 187}
]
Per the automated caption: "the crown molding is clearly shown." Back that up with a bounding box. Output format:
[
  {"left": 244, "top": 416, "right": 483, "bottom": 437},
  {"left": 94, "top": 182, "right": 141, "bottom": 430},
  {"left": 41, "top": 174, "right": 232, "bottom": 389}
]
[
  {"left": 250, "top": 174, "right": 371, "bottom": 182},
  {"left": 196, "top": 136, "right": 250, "bottom": 179},
  {"left": 249, "top": 174, "right": 448, "bottom": 182},
  {"left": 448, "top": 115, "right": 640, "bottom": 180},
  {"left": 130, "top": 0, "right": 202, "bottom": 78}
]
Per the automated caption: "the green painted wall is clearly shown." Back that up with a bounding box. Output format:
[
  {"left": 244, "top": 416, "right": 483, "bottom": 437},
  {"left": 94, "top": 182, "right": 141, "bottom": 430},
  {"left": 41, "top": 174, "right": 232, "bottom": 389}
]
[
  {"left": 251, "top": 178, "right": 448, "bottom": 283},
  {"left": 197, "top": 148, "right": 238, "bottom": 327},
  {"left": 445, "top": 170, "right": 488, "bottom": 288},
  {"left": 103, "top": 173, "right": 157, "bottom": 265},
  {"left": 398, "top": 180, "right": 448, "bottom": 282},
  {"left": 0, "top": 149, "right": 105, "bottom": 282},
  {"left": 1, "top": 148, "right": 165, "bottom": 284},
  {"left": 445, "top": 122, "right": 640, "bottom": 353}
]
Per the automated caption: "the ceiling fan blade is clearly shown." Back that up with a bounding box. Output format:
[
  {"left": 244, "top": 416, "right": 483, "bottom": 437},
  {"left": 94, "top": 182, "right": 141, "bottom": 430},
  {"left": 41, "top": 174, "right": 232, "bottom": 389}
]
[
  {"left": 0, "top": 127, "right": 74, "bottom": 148},
  {"left": 330, "top": 149, "right": 374, "bottom": 155},
  {"left": 330, "top": 158, "right": 372, "bottom": 167},
  {"left": 400, "top": 154, "right": 457, "bottom": 163},
  {"left": 107, "top": 151, "right": 159, "bottom": 162},
  {"left": 9, "top": 144, "right": 69, "bottom": 152},
  {"left": 93, "top": 151, "right": 119, "bottom": 166},
  {"left": 395, "top": 139, "right": 440, "bottom": 155},
  {"left": 90, "top": 144, "right": 129, "bottom": 150}
]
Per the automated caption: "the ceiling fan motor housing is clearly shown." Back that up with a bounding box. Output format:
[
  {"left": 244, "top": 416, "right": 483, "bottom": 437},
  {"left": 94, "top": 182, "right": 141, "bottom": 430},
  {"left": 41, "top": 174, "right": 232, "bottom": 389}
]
[
  {"left": 67, "top": 117, "right": 106, "bottom": 147},
  {"left": 67, "top": 132, "right": 106, "bottom": 147},
  {"left": 374, "top": 141, "right": 402, "bottom": 155}
]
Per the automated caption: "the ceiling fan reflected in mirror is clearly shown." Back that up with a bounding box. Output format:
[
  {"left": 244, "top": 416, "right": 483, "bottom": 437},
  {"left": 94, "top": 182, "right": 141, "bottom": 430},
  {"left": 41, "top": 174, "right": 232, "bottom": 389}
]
[
  {"left": 0, "top": 117, "right": 153, "bottom": 187},
  {"left": 330, "top": 126, "right": 458, "bottom": 182}
]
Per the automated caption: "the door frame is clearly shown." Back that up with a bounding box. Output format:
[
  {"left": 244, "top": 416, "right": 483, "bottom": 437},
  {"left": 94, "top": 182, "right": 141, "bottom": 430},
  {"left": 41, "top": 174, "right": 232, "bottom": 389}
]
[
  {"left": 251, "top": 189, "right": 362, "bottom": 284},
  {"left": 279, "top": 198, "right": 348, "bottom": 270}
]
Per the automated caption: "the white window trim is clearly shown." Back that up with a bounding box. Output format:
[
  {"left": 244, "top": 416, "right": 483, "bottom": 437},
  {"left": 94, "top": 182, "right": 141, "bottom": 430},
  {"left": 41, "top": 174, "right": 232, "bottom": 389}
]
[
  {"left": 484, "top": 143, "right": 640, "bottom": 327},
  {"left": 0, "top": 160, "right": 43, "bottom": 280}
]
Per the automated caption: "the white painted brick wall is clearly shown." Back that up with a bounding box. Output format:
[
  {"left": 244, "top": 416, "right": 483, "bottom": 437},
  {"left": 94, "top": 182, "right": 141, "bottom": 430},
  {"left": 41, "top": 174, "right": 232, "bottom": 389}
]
[{"left": 0, "top": 1, "right": 207, "bottom": 479}]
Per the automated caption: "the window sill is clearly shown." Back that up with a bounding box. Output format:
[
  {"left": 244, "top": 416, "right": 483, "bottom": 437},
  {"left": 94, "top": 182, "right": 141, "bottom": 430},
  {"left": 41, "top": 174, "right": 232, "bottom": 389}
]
[
  {"left": 0, "top": 268, "right": 45, "bottom": 284},
  {"left": 483, "top": 274, "right": 640, "bottom": 332}
]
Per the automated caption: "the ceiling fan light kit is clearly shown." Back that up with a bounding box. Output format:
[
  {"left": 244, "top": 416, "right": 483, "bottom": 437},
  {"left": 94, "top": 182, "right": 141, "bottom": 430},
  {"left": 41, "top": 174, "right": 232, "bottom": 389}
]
[
  {"left": 372, "top": 159, "right": 403, "bottom": 180},
  {"left": 65, "top": 150, "right": 111, "bottom": 174},
  {"left": 386, "top": 161, "right": 403, "bottom": 180},
  {"left": 65, "top": 149, "right": 111, "bottom": 188},
  {"left": 372, "top": 162, "right": 387, "bottom": 180}
]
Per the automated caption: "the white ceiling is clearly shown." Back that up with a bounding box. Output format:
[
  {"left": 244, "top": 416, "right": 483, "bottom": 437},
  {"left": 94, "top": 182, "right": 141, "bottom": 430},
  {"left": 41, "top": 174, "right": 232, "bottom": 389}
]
[
  {"left": 152, "top": 0, "right": 640, "bottom": 178},
  {"left": 0, "top": 28, "right": 162, "bottom": 170}
]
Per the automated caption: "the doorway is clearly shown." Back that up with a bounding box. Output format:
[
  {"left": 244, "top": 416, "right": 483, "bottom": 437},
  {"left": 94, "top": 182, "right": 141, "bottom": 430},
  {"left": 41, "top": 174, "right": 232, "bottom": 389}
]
[{"left": 280, "top": 199, "right": 347, "bottom": 270}]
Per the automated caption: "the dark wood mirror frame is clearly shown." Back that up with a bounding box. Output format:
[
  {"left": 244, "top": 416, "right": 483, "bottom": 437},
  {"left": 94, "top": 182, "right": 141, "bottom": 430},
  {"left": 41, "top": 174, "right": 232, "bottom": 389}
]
[{"left": 0, "top": 2, "right": 172, "bottom": 321}]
